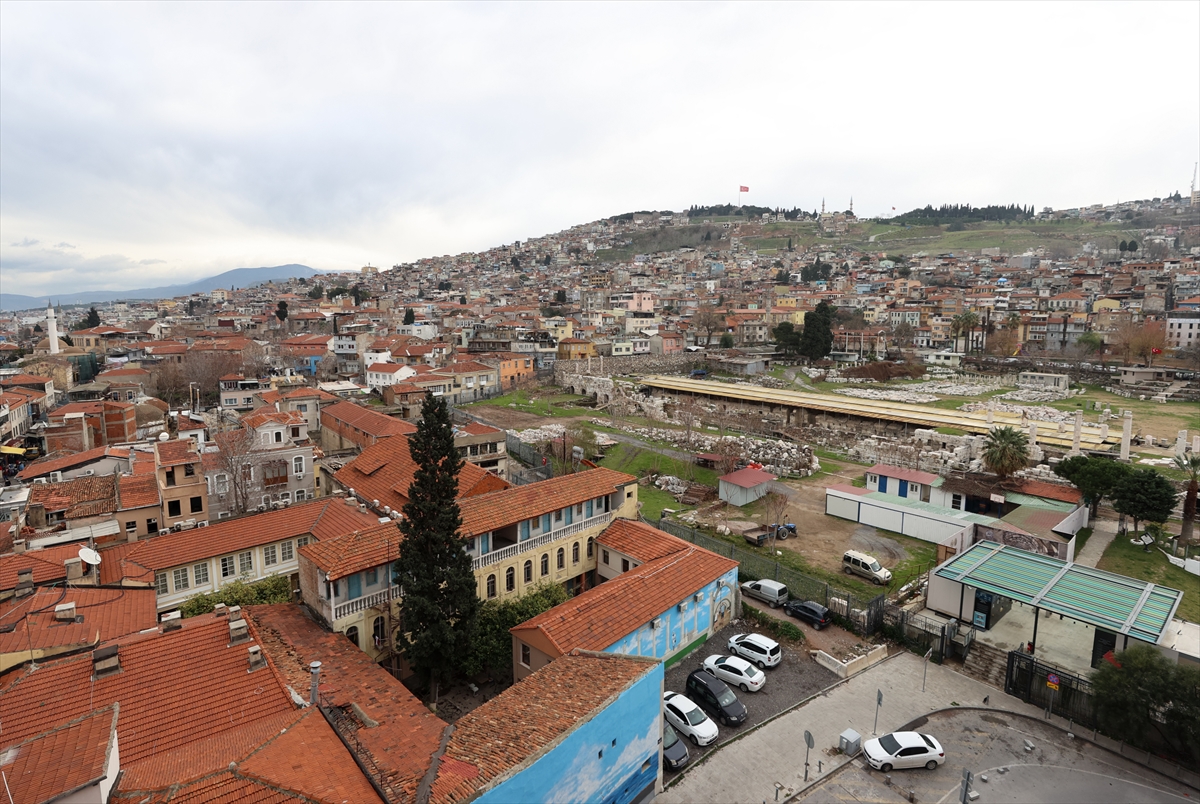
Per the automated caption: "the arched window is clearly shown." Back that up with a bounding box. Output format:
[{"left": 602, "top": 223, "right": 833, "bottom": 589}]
[
  {"left": 586, "top": 537, "right": 594, "bottom": 558},
  {"left": 572, "top": 542, "right": 580, "bottom": 564},
  {"left": 372, "top": 617, "right": 385, "bottom": 649},
  {"left": 506, "top": 566, "right": 515, "bottom": 592},
  {"left": 345, "top": 626, "right": 359, "bottom": 648},
  {"left": 487, "top": 574, "right": 497, "bottom": 598},
  {"left": 524, "top": 560, "right": 533, "bottom": 584},
  {"left": 541, "top": 553, "right": 550, "bottom": 576},
  {"left": 556, "top": 548, "right": 565, "bottom": 570}
]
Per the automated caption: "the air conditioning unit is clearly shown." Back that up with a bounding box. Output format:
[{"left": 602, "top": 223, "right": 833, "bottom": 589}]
[
  {"left": 694, "top": 592, "right": 705, "bottom": 602},
  {"left": 50, "top": 471, "right": 63, "bottom": 483},
  {"left": 158, "top": 529, "right": 171, "bottom": 536},
  {"left": 650, "top": 617, "right": 663, "bottom": 630},
  {"left": 676, "top": 602, "right": 687, "bottom": 612},
  {"left": 295, "top": 473, "right": 304, "bottom": 480},
  {"left": 172, "top": 523, "right": 183, "bottom": 532},
  {"left": 32, "top": 478, "right": 47, "bottom": 485},
  {"left": 196, "top": 520, "right": 209, "bottom": 528},
  {"left": 83, "top": 469, "right": 95, "bottom": 477}
]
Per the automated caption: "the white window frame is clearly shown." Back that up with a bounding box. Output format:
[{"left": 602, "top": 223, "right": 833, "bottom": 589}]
[
  {"left": 238, "top": 551, "right": 253, "bottom": 574},
  {"left": 155, "top": 571, "right": 168, "bottom": 595},
  {"left": 295, "top": 488, "right": 306, "bottom": 501},
  {"left": 264, "top": 544, "right": 278, "bottom": 566},
  {"left": 293, "top": 456, "right": 305, "bottom": 475},
  {"left": 194, "top": 562, "right": 210, "bottom": 585},
  {"left": 173, "top": 567, "right": 190, "bottom": 591},
  {"left": 220, "top": 555, "right": 236, "bottom": 578},
  {"left": 215, "top": 474, "right": 229, "bottom": 494}
]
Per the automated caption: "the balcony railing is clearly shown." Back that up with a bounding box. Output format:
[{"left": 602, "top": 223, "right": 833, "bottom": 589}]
[
  {"left": 473, "top": 512, "right": 613, "bottom": 570},
  {"left": 332, "top": 584, "right": 400, "bottom": 621}
]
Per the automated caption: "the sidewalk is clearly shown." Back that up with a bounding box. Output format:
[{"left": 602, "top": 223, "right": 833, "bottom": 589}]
[
  {"left": 1074, "top": 517, "right": 1118, "bottom": 567},
  {"left": 658, "top": 651, "right": 1046, "bottom": 804}
]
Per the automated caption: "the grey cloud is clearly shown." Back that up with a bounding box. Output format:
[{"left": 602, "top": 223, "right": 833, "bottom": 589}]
[
  {"left": 54, "top": 241, "right": 75, "bottom": 248},
  {"left": 139, "top": 258, "right": 166, "bottom": 265},
  {"left": 10, "top": 238, "right": 39, "bottom": 247}
]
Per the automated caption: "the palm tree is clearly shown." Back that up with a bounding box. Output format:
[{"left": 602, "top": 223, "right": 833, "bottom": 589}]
[
  {"left": 983, "top": 426, "right": 1029, "bottom": 480},
  {"left": 950, "top": 314, "right": 966, "bottom": 352},
  {"left": 1173, "top": 454, "right": 1200, "bottom": 545},
  {"left": 959, "top": 311, "right": 980, "bottom": 353}
]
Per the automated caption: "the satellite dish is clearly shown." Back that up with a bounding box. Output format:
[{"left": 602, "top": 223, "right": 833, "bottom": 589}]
[
  {"left": 158, "top": 431, "right": 170, "bottom": 441},
  {"left": 78, "top": 547, "right": 102, "bottom": 566}
]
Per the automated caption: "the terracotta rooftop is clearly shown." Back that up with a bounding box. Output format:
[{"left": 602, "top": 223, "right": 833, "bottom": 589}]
[
  {"left": 511, "top": 525, "right": 737, "bottom": 655},
  {"left": 430, "top": 651, "right": 657, "bottom": 804},
  {"left": 241, "top": 409, "right": 306, "bottom": 430},
  {"left": 16, "top": 445, "right": 130, "bottom": 480},
  {"left": 458, "top": 468, "right": 636, "bottom": 537},
  {"left": 456, "top": 421, "right": 502, "bottom": 437},
  {"left": 0, "top": 587, "right": 159, "bottom": 658},
  {"left": 333, "top": 436, "right": 509, "bottom": 514},
  {"left": 246, "top": 604, "right": 447, "bottom": 803},
  {"left": 299, "top": 521, "right": 401, "bottom": 581},
  {"left": 0, "top": 543, "right": 81, "bottom": 590},
  {"left": 118, "top": 473, "right": 160, "bottom": 510},
  {"left": 597, "top": 518, "right": 689, "bottom": 562},
  {"left": 718, "top": 467, "right": 777, "bottom": 488},
  {"left": 103, "top": 497, "right": 380, "bottom": 578},
  {"left": 321, "top": 400, "right": 417, "bottom": 438},
  {"left": 154, "top": 438, "right": 199, "bottom": 467},
  {"left": 1, "top": 704, "right": 117, "bottom": 804},
  {"left": 28, "top": 473, "right": 118, "bottom": 519}
]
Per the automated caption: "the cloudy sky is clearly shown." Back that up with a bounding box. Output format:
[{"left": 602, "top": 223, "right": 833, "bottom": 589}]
[{"left": 2, "top": 2, "right": 1197, "bottom": 296}]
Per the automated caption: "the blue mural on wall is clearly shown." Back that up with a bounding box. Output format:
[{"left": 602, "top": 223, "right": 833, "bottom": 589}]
[
  {"left": 476, "top": 662, "right": 664, "bottom": 804},
  {"left": 603, "top": 568, "right": 738, "bottom": 662}
]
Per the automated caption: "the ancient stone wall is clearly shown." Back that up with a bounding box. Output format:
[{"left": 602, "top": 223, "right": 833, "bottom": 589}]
[{"left": 552, "top": 353, "right": 700, "bottom": 385}]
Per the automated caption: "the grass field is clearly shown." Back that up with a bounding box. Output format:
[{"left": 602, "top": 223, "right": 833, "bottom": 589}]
[
  {"left": 1097, "top": 532, "right": 1199, "bottom": 623},
  {"left": 471, "top": 390, "right": 593, "bottom": 418}
]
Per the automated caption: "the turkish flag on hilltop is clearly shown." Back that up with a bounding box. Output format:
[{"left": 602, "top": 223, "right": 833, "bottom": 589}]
[{"left": 739, "top": 186, "right": 749, "bottom": 193}]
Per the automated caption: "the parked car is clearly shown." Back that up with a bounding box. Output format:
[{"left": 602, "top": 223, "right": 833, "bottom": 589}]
[
  {"left": 662, "top": 691, "right": 719, "bottom": 746},
  {"left": 662, "top": 723, "right": 690, "bottom": 770},
  {"left": 842, "top": 550, "right": 892, "bottom": 585},
  {"left": 784, "top": 599, "right": 832, "bottom": 630},
  {"left": 740, "top": 579, "right": 789, "bottom": 608},
  {"left": 862, "top": 731, "right": 945, "bottom": 772},
  {"left": 728, "top": 633, "right": 782, "bottom": 668},
  {"left": 702, "top": 655, "right": 765, "bottom": 693},
  {"left": 686, "top": 669, "right": 747, "bottom": 725}
]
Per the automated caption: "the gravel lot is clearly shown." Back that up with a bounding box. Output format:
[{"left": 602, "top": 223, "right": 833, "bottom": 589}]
[{"left": 663, "top": 621, "right": 839, "bottom": 780}]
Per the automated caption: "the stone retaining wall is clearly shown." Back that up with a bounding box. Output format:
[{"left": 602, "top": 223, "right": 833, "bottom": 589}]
[
  {"left": 552, "top": 353, "right": 701, "bottom": 384},
  {"left": 810, "top": 644, "right": 889, "bottom": 679}
]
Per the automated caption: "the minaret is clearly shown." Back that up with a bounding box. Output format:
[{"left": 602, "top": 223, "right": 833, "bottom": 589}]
[
  {"left": 46, "top": 303, "right": 60, "bottom": 355},
  {"left": 821, "top": 198, "right": 825, "bottom": 215},
  {"left": 849, "top": 197, "right": 854, "bottom": 215}
]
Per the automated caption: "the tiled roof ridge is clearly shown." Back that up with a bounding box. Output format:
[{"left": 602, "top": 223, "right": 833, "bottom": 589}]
[{"left": 2, "top": 699, "right": 118, "bottom": 751}]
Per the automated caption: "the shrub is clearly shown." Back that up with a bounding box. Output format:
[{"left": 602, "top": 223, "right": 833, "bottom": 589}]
[
  {"left": 741, "top": 602, "right": 805, "bottom": 643},
  {"left": 178, "top": 574, "right": 292, "bottom": 617}
]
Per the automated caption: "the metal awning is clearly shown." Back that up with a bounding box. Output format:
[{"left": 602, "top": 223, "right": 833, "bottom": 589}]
[
  {"left": 0, "top": 446, "right": 25, "bottom": 455},
  {"left": 935, "top": 540, "right": 1183, "bottom": 645}
]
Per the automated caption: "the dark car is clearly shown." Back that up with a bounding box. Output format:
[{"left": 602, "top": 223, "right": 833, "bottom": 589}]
[
  {"left": 663, "top": 723, "right": 690, "bottom": 770},
  {"left": 784, "top": 599, "right": 832, "bottom": 630},
  {"left": 686, "top": 669, "right": 747, "bottom": 727}
]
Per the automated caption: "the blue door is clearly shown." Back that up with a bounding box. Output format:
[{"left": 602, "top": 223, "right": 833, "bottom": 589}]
[
  {"left": 898, "top": 480, "right": 908, "bottom": 498},
  {"left": 879, "top": 476, "right": 887, "bottom": 494},
  {"left": 586, "top": 499, "right": 594, "bottom": 518},
  {"left": 347, "top": 573, "right": 362, "bottom": 600},
  {"left": 565, "top": 506, "right": 573, "bottom": 525}
]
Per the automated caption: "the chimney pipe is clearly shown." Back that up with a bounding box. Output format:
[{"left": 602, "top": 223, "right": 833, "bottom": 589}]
[{"left": 310, "top": 660, "right": 322, "bottom": 706}]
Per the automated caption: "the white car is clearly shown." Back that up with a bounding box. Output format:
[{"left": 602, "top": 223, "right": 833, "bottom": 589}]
[
  {"left": 662, "top": 691, "right": 719, "bottom": 747},
  {"left": 862, "top": 731, "right": 945, "bottom": 772},
  {"left": 703, "top": 654, "right": 766, "bottom": 692},
  {"left": 728, "top": 633, "right": 782, "bottom": 668}
]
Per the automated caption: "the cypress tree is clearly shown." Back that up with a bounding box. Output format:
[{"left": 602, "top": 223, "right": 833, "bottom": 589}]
[{"left": 394, "top": 392, "right": 478, "bottom": 706}]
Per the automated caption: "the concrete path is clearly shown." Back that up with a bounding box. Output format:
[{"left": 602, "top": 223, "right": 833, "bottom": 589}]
[
  {"left": 658, "top": 651, "right": 1047, "bottom": 804},
  {"left": 1073, "top": 517, "right": 1118, "bottom": 567}
]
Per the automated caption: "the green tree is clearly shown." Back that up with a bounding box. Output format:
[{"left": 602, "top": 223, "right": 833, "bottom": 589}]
[
  {"left": 178, "top": 575, "right": 292, "bottom": 617},
  {"left": 403, "top": 307, "right": 416, "bottom": 325},
  {"left": 1113, "top": 468, "right": 1177, "bottom": 533},
  {"left": 394, "top": 392, "right": 478, "bottom": 705},
  {"left": 1075, "top": 331, "right": 1104, "bottom": 356},
  {"left": 308, "top": 284, "right": 325, "bottom": 300},
  {"left": 1119, "top": 240, "right": 1128, "bottom": 256},
  {"left": 1091, "top": 644, "right": 1200, "bottom": 763},
  {"left": 1055, "top": 456, "right": 1130, "bottom": 516},
  {"left": 84, "top": 307, "right": 101, "bottom": 328},
  {"left": 554, "top": 289, "right": 567, "bottom": 304},
  {"left": 982, "top": 426, "right": 1028, "bottom": 480},
  {"left": 719, "top": 333, "right": 735, "bottom": 348},
  {"left": 1171, "top": 455, "right": 1200, "bottom": 544},
  {"left": 774, "top": 269, "right": 790, "bottom": 284},
  {"left": 797, "top": 302, "right": 835, "bottom": 361},
  {"left": 465, "top": 583, "right": 569, "bottom": 681},
  {"left": 1127, "top": 239, "right": 1138, "bottom": 255},
  {"left": 772, "top": 321, "right": 800, "bottom": 354},
  {"left": 274, "top": 300, "right": 288, "bottom": 325}
]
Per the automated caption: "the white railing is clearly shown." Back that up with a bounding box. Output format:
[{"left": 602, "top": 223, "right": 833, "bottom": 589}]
[
  {"left": 333, "top": 584, "right": 400, "bottom": 620},
  {"left": 472, "top": 512, "right": 613, "bottom": 570}
]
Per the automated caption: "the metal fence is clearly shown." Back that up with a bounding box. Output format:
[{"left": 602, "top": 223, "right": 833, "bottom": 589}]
[
  {"left": 651, "top": 518, "right": 886, "bottom": 635},
  {"left": 882, "top": 605, "right": 948, "bottom": 661},
  {"left": 1005, "top": 651, "right": 1097, "bottom": 727}
]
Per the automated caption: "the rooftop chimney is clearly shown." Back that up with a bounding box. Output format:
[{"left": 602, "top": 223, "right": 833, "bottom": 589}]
[
  {"left": 248, "top": 644, "right": 266, "bottom": 672},
  {"left": 160, "top": 610, "right": 182, "bottom": 632},
  {"left": 213, "top": 603, "right": 228, "bottom": 617},
  {"left": 15, "top": 568, "right": 33, "bottom": 598},
  {"left": 228, "top": 617, "right": 249, "bottom": 645},
  {"left": 54, "top": 602, "right": 77, "bottom": 621},
  {"left": 227, "top": 605, "right": 242, "bottom": 620},
  {"left": 92, "top": 645, "right": 120, "bottom": 678},
  {"left": 64, "top": 557, "right": 83, "bottom": 582},
  {"left": 310, "top": 661, "right": 322, "bottom": 706},
  {"left": 13, "top": 539, "right": 26, "bottom": 554}
]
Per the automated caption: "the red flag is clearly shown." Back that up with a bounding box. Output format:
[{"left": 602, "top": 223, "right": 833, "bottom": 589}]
[{"left": 739, "top": 186, "right": 749, "bottom": 193}]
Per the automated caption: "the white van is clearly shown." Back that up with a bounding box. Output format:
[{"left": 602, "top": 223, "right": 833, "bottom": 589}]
[
  {"left": 842, "top": 550, "right": 892, "bottom": 585},
  {"left": 740, "top": 579, "right": 789, "bottom": 608}
]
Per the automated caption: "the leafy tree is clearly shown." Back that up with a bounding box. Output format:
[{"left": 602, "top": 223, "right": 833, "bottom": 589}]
[
  {"left": 772, "top": 321, "right": 800, "bottom": 354},
  {"left": 774, "top": 269, "right": 790, "bottom": 284},
  {"left": 797, "top": 302, "right": 835, "bottom": 361},
  {"left": 982, "top": 426, "right": 1028, "bottom": 479},
  {"left": 693, "top": 305, "right": 723, "bottom": 347},
  {"left": 1127, "top": 239, "right": 1138, "bottom": 254},
  {"left": 1172, "top": 455, "right": 1200, "bottom": 544},
  {"left": 326, "top": 285, "right": 348, "bottom": 300},
  {"left": 1055, "top": 456, "right": 1130, "bottom": 515},
  {"left": 510, "top": 255, "right": 521, "bottom": 269},
  {"left": 84, "top": 307, "right": 101, "bottom": 328},
  {"left": 437, "top": 280, "right": 452, "bottom": 291},
  {"left": 275, "top": 300, "right": 288, "bottom": 324},
  {"left": 459, "top": 295, "right": 467, "bottom": 305},
  {"left": 554, "top": 289, "right": 567, "bottom": 304},
  {"left": 1091, "top": 644, "right": 1200, "bottom": 763},
  {"left": 32, "top": 323, "right": 42, "bottom": 333},
  {"left": 1119, "top": 240, "right": 1128, "bottom": 256},
  {"left": 1075, "top": 331, "right": 1104, "bottom": 356},
  {"left": 403, "top": 307, "right": 416, "bottom": 325},
  {"left": 464, "top": 583, "right": 568, "bottom": 681},
  {"left": 308, "top": 284, "right": 325, "bottom": 300},
  {"left": 179, "top": 575, "right": 292, "bottom": 617},
  {"left": 719, "top": 333, "right": 735, "bottom": 349},
  {"left": 1112, "top": 468, "right": 1177, "bottom": 533},
  {"left": 786, "top": 237, "right": 793, "bottom": 252},
  {"left": 394, "top": 393, "right": 478, "bottom": 705}
]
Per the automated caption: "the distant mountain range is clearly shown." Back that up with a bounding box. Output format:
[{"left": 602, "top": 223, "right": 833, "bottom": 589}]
[{"left": 0, "top": 264, "right": 335, "bottom": 312}]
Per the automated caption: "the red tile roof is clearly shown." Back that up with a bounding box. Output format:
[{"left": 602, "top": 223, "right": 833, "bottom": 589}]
[
  {"left": 118, "top": 473, "right": 160, "bottom": 509},
  {"left": 0, "top": 543, "right": 82, "bottom": 590},
  {"left": 105, "top": 498, "right": 380, "bottom": 577},
  {"left": 0, "top": 587, "right": 158, "bottom": 656},
  {"left": 2, "top": 704, "right": 117, "bottom": 804},
  {"left": 321, "top": 401, "right": 417, "bottom": 438},
  {"left": 597, "top": 518, "right": 688, "bottom": 562},
  {"left": 867, "top": 463, "right": 939, "bottom": 486},
  {"left": 333, "top": 437, "right": 509, "bottom": 513},
  {"left": 241, "top": 409, "right": 305, "bottom": 429},
  {"left": 299, "top": 521, "right": 401, "bottom": 581},
  {"left": 28, "top": 473, "right": 119, "bottom": 519},
  {"left": 1010, "top": 479, "right": 1083, "bottom": 504},
  {"left": 16, "top": 445, "right": 130, "bottom": 480},
  {"left": 457, "top": 421, "right": 502, "bottom": 437},
  {"left": 246, "top": 604, "right": 447, "bottom": 803},
  {"left": 718, "top": 467, "right": 777, "bottom": 488},
  {"left": 154, "top": 437, "right": 200, "bottom": 467},
  {"left": 458, "top": 468, "right": 636, "bottom": 537},
  {"left": 511, "top": 525, "right": 737, "bottom": 655},
  {"left": 430, "top": 652, "right": 657, "bottom": 804}
]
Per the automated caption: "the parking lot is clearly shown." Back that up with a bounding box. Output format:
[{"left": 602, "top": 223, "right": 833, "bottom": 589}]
[
  {"left": 800, "top": 708, "right": 1196, "bottom": 804},
  {"left": 662, "top": 621, "right": 838, "bottom": 779}
]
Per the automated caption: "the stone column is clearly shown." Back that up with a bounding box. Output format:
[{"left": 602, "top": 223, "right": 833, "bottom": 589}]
[
  {"left": 1120, "top": 411, "right": 1133, "bottom": 461},
  {"left": 1176, "top": 430, "right": 1188, "bottom": 458},
  {"left": 986, "top": 398, "right": 995, "bottom": 426},
  {"left": 1071, "top": 411, "right": 1082, "bottom": 454},
  {"left": 1100, "top": 423, "right": 1109, "bottom": 440},
  {"left": 1193, "top": 434, "right": 1200, "bottom": 455}
]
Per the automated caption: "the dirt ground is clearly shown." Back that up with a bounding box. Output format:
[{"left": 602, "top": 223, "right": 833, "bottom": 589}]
[{"left": 463, "top": 404, "right": 547, "bottom": 431}]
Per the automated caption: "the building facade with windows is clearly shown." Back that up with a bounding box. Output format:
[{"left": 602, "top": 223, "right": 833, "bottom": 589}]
[
  {"left": 203, "top": 410, "right": 317, "bottom": 520},
  {"left": 153, "top": 438, "right": 209, "bottom": 530}
]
